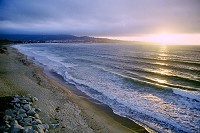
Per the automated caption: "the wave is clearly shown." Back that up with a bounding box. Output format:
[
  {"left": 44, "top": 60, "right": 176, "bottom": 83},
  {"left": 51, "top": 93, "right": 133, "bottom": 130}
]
[
  {"left": 85, "top": 54, "right": 200, "bottom": 80},
  {"left": 126, "top": 56, "right": 200, "bottom": 66},
  {"left": 92, "top": 66, "right": 200, "bottom": 101},
  {"left": 62, "top": 67, "right": 200, "bottom": 133},
  {"left": 13, "top": 43, "right": 200, "bottom": 133},
  {"left": 126, "top": 68, "right": 200, "bottom": 88},
  {"left": 90, "top": 61, "right": 200, "bottom": 91}
]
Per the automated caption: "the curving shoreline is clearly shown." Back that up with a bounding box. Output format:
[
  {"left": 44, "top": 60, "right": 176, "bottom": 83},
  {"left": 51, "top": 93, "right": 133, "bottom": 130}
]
[{"left": 0, "top": 45, "right": 150, "bottom": 133}]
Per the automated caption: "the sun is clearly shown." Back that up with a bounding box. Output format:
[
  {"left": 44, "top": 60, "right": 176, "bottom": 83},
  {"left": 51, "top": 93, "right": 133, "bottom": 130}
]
[
  {"left": 153, "top": 32, "right": 175, "bottom": 45},
  {"left": 156, "top": 33, "right": 171, "bottom": 44},
  {"left": 131, "top": 32, "right": 179, "bottom": 45},
  {"left": 105, "top": 33, "right": 200, "bottom": 45}
]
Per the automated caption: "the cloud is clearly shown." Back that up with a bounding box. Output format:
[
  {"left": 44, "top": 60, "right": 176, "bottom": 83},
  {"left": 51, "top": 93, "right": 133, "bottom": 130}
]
[{"left": 0, "top": 0, "right": 200, "bottom": 36}]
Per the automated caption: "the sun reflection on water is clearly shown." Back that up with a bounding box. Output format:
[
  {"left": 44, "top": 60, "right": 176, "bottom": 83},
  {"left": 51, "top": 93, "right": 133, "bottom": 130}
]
[
  {"left": 158, "top": 53, "right": 168, "bottom": 57},
  {"left": 155, "top": 62, "right": 168, "bottom": 66},
  {"left": 153, "top": 46, "right": 170, "bottom": 84},
  {"left": 157, "top": 46, "right": 169, "bottom": 60},
  {"left": 154, "top": 78, "right": 167, "bottom": 84},
  {"left": 152, "top": 68, "right": 171, "bottom": 75}
]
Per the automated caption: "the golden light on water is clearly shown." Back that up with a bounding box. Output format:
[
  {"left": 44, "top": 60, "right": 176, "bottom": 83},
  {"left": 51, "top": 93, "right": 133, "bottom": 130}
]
[
  {"left": 153, "top": 46, "right": 169, "bottom": 84},
  {"left": 155, "top": 62, "right": 168, "bottom": 66},
  {"left": 157, "top": 45, "right": 168, "bottom": 61},
  {"left": 152, "top": 68, "right": 171, "bottom": 75},
  {"left": 154, "top": 78, "right": 167, "bottom": 84},
  {"left": 158, "top": 53, "right": 168, "bottom": 57}
]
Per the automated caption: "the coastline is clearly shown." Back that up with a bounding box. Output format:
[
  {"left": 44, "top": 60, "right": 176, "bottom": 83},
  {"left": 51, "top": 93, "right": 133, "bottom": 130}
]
[{"left": 0, "top": 45, "right": 149, "bottom": 132}]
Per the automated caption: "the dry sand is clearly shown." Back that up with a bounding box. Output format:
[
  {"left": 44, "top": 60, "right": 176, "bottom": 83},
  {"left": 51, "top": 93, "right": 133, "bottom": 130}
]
[{"left": 0, "top": 45, "right": 149, "bottom": 133}]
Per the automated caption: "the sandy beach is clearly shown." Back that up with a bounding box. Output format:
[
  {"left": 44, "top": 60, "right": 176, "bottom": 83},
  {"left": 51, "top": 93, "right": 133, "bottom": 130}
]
[{"left": 0, "top": 45, "right": 148, "bottom": 133}]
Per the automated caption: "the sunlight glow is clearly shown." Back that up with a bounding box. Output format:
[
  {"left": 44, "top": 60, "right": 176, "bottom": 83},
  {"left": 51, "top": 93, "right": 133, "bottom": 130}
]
[
  {"left": 153, "top": 46, "right": 170, "bottom": 84},
  {"left": 152, "top": 69, "right": 171, "bottom": 75},
  {"left": 147, "top": 32, "right": 191, "bottom": 45},
  {"left": 152, "top": 33, "right": 175, "bottom": 45},
  {"left": 104, "top": 33, "right": 200, "bottom": 45},
  {"left": 154, "top": 78, "right": 167, "bottom": 84},
  {"left": 155, "top": 62, "right": 168, "bottom": 66}
]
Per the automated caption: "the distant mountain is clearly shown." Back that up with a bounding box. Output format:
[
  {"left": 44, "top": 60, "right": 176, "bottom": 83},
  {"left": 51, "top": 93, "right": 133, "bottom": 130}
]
[
  {"left": 0, "top": 34, "right": 116, "bottom": 43},
  {"left": 0, "top": 34, "right": 82, "bottom": 41},
  {"left": 0, "top": 34, "right": 153, "bottom": 44}
]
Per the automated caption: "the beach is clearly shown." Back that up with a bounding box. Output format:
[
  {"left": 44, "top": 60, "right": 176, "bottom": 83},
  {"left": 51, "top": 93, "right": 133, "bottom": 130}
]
[{"left": 0, "top": 45, "right": 148, "bottom": 133}]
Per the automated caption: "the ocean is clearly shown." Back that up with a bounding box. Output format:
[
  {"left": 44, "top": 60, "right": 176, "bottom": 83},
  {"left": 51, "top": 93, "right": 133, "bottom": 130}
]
[{"left": 13, "top": 43, "right": 200, "bottom": 133}]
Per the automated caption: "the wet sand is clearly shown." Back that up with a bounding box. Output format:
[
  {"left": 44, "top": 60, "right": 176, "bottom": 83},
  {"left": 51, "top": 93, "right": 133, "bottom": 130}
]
[{"left": 0, "top": 45, "right": 149, "bottom": 133}]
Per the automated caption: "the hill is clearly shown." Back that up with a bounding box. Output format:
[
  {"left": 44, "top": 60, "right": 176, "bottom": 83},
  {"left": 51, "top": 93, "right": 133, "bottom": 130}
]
[{"left": 0, "top": 34, "right": 152, "bottom": 44}]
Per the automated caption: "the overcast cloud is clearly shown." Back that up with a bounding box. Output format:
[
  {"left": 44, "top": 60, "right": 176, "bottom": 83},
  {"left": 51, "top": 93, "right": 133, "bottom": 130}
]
[{"left": 0, "top": 0, "right": 200, "bottom": 36}]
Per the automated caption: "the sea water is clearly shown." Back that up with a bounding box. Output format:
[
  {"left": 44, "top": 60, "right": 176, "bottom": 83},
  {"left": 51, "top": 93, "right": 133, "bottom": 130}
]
[{"left": 13, "top": 43, "right": 200, "bottom": 133}]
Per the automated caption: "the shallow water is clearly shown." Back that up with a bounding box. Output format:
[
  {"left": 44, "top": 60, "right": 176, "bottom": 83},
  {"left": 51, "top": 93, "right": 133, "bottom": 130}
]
[{"left": 13, "top": 43, "right": 200, "bottom": 133}]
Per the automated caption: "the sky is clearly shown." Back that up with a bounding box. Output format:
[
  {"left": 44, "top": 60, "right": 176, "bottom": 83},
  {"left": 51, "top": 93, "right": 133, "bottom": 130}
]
[{"left": 0, "top": 0, "right": 200, "bottom": 44}]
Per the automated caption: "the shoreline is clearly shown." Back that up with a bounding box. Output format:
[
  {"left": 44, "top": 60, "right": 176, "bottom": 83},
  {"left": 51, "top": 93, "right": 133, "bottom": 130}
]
[
  {"left": 45, "top": 68, "right": 151, "bottom": 133},
  {"left": 0, "top": 45, "right": 150, "bottom": 132}
]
